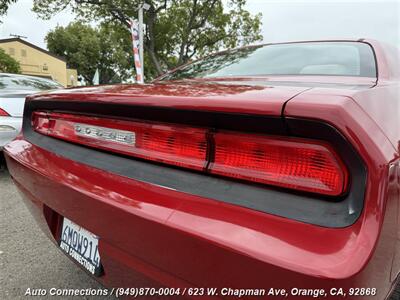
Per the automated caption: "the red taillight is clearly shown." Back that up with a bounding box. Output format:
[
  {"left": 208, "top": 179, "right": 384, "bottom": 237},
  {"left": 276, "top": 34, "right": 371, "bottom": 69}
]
[
  {"left": 32, "top": 112, "right": 207, "bottom": 170},
  {"left": 32, "top": 111, "right": 50, "bottom": 133},
  {"left": 32, "top": 111, "right": 349, "bottom": 196},
  {"left": 0, "top": 108, "right": 10, "bottom": 116},
  {"left": 134, "top": 125, "right": 207, "bottom": 169},
  {"left": 209, "top": 132, "right": 348, "bottom": 196}
]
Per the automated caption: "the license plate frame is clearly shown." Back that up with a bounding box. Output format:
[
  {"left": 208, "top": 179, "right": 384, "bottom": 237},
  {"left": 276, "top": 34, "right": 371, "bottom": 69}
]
[{"left": 59, "top": 218, "right": 103, "bottom": 276}]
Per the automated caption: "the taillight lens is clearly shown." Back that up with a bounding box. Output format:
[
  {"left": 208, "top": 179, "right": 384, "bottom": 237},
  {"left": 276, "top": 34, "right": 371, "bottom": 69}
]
[
  {"left": 31, "top": 111, "right": 50, "bottom": 133},
  {"left": 209, "top": 132, "right": 348, "bottom": 196},
  {"left": 0, "top": 108, "right": 10, "bottom": 116},
  {"left": 31, "top": 112, "right": 207, "bottom": 170},
  {"left": 32, "top": 111, "right": 349, "bottom": 196}
]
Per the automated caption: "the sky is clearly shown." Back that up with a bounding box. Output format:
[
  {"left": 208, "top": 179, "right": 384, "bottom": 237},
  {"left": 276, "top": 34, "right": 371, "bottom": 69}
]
[
  {"left": 0, "top": 0, "right": 399, "bottom": 50},
  {"left": 246, "top": 0, "right": 400, "bottom": 47}
]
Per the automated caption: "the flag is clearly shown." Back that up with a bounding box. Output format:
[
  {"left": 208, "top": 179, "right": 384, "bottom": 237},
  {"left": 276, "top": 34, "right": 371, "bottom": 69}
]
[
  {"left": 92, "top": 69, "right": 100, "bottom": 85},
  {"left": 129, "top": 19, "right": 143, "bottom": 83}
]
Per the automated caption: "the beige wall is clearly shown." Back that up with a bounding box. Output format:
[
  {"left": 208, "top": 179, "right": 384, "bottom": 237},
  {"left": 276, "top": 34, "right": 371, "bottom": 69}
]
[{"left": 0, "top": 40, "right": 77, "bottom": 87}]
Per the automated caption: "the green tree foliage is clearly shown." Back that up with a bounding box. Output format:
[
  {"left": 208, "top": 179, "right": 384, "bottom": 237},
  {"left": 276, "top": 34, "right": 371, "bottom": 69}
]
[
  {"left": 33, "top": 0, "right": 262, "bottom": 78},
  {"left": 46, "top": 22, "right": 134, "bottom": 84},
  {"left": 0, "top": 0, "right": 17, "bottom": 15},
  {"left": 0, "top": 0, "right": 17, "bottom": 23},
  {"left": 0, "top": 48, "right": 21, "bottom": 73}
]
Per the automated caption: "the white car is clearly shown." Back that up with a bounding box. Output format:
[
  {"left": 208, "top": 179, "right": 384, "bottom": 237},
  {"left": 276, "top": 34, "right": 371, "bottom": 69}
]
[{"left": 0, "top": 73, "right": 63, "bottom": 149}]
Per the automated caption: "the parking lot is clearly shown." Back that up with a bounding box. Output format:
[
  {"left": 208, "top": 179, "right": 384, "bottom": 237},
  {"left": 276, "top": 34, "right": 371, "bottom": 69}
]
[{"left": 0, "top": 165, "right": 114, "bottom": 299}]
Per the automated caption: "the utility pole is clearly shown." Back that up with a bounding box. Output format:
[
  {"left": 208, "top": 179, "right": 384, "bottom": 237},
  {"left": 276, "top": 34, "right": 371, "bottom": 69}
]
[{"left": 138, "top": 3, "right": 150, "bottom": 81}]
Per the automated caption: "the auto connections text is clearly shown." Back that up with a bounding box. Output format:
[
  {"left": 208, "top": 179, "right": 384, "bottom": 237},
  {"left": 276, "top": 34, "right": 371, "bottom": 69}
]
[{"left": 24, "top": 287, "right": 377, "bottom": 298}]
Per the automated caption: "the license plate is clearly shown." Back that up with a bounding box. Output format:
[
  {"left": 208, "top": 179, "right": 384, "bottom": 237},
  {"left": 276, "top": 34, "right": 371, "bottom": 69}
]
[{"left": 59, "top": 218, "right": 102, "bottom": 276}]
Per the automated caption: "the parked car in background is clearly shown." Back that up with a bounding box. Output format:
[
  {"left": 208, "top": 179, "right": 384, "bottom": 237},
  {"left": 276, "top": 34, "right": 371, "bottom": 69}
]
[
  {"left": 4, "top": 40, "right": 400, "bottom": 299},
  {"left": 0, "top": 73, "right": 62, "bottom": 150}
]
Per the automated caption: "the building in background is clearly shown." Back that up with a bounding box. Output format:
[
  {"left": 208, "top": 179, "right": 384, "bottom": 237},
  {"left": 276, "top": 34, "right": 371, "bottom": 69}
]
[{"left": 0, "top": 38, "right": 78, "bottom": 87}]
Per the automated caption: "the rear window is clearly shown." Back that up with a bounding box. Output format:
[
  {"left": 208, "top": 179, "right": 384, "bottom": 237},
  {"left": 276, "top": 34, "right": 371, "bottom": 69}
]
[
  {"left": 0, "top": 74, "right": 63, "bottom": 91},
  {"left": 162, "top": 42, "right": 377, "bottom": 80}
]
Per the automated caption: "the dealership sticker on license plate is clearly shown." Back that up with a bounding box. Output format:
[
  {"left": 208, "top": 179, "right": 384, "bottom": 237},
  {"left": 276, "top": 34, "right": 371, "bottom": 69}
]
[{"left": 59, "top": 218, "right": 102, "bottom": 276}]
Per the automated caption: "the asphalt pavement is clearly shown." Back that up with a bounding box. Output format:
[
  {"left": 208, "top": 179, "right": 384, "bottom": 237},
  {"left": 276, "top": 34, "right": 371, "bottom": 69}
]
[{"left": 0, "top": 165, "right": 114, "bottom": 299}]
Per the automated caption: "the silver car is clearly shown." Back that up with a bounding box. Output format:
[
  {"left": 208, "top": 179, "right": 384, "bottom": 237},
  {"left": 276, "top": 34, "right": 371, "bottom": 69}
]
[{"left": 0, "top": 73, "right": 63, "bottom": 149}]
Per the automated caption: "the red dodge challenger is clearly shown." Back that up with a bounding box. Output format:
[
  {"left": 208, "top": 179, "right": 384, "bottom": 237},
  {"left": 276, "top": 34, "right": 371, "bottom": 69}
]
[{"left": 4, "top": 40, "right": 400, "bottom": 299}]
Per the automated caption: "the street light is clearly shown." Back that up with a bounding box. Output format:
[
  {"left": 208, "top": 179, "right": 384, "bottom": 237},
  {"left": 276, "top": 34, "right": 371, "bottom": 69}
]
[{"left": 138, "top": 2, "right": 150, "bottom": 80}]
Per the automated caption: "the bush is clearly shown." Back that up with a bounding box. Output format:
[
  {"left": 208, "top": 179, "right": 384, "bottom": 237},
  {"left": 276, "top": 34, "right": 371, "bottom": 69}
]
[{"left": 0, "top": 48, "right": 21, "bottom": 73}]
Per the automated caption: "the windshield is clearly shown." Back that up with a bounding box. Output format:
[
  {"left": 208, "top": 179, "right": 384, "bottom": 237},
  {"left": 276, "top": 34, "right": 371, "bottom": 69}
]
[
  {"left": 161, "top": 42, "right": 377, "bottom": 80},
  {"left": 0, "top": 74, "right": 63, "bottom": 91}
]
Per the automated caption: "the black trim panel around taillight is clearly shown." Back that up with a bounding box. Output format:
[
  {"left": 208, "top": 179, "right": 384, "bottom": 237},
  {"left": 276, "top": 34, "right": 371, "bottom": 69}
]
[{"left": 22, "top": 100, "right": 367, "bottom": 228}]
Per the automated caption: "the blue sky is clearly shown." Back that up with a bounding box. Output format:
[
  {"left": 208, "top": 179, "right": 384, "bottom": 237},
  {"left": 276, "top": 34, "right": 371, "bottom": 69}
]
[{"left": 1, "top": 0, "right": 399, "bottom": 50}]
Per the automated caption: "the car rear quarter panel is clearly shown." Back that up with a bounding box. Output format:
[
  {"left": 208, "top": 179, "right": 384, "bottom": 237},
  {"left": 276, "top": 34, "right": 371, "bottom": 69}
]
[
  {"left": 349, "top": 81, "right": 400, "bottom": 154},
  {"left": 284, "top": 87, "right": 400, "bottom": 298}
]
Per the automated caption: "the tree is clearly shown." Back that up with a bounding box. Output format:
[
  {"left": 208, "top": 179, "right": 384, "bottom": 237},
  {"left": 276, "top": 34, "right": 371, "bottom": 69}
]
[
  {"left": 0, "top": 0, "right": 17, "bottom": 15},
  {"left": 97, "top": 22, "right": 136, "bottom": 83},
  {"left": 0, "top": 0, "right": 17, "bottom": 23},
  {"left": 33, "top": 0, "right": 262, "bottom": 77},
  {"left": 46, "top": 22, "right": 134, "bottom": 84},
  {"left": 0, "top": 48, "right": 21, "bottom": 73}
]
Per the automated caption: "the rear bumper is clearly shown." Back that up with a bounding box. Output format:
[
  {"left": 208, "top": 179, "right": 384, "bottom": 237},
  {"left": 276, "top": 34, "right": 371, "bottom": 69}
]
[
  {"left": 4, "top": 137, "right": 399, "bottom": 299},
  {"left": 0, "top": 116, "right": 22, "bottom": 148}
]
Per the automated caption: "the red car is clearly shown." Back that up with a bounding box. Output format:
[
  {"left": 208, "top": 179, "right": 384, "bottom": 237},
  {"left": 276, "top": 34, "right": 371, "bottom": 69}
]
[{"left": 4, "top": 40, "right": 400, "bottom": 299}]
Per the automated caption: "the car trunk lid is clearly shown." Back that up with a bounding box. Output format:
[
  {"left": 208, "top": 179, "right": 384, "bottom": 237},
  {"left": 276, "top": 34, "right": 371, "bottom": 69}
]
[{"left": 26, "top": 81, "right": 311, "bottom": 116}]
